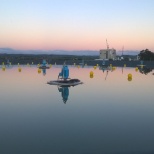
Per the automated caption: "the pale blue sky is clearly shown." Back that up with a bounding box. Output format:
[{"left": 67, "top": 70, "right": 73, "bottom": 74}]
[{"left": 0, "top": 0, "right": 154, "bottom": 51}]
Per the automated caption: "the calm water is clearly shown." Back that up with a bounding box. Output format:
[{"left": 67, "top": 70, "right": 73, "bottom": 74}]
[{"left": 0, "top": 65, "right": 154, "bottom": 154}]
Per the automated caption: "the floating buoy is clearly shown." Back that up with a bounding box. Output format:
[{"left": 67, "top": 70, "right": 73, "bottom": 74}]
[
  {"left": 124, "top": 64, "right": 126, "bottom": 67},
  {"left": 127, "top": 73, "right": 132, "bottom": 81},
  {"left": 96, "top": 64, "right": 99, "bottom": 66},
  {"left": 128, "top": 73, "right": 132, "bottom": 78},
  {"left": 2, "top": 62, "right": 4, "bottom": 65},
  {"left": 77, "top": 65, "right": 80, "bottom": 68},
  {"left": 112, "top": 67, "right": 116, "bottom": 71},
  {"left": 90, "top": 71, "right": 94, "bottom": 76},
  {"left": 141, "top": 65, "right": 143, "bottom": 69},
  {"left": 90, "top": 71, "right": 94, "bottom": 78},
  {"left": 2, "top": 66, "right": 5, "bottom": 71},
  {"left": 38, "top": 64, "right": 40, "bottom": 67},
  {"left": 18, "top": 63, "right": 20, "bottom": 66},
  {"left": 18, "top": 68, "right": 21, "bottom": 72},
  {"left": 93, "top": 66, "right": 97, "bottom": 69},
  {"left": 110, "top": 64, "right": 112, "bottom": 67},
  {"left": 38, "top": 68, "right": 41, "bottom": 73},
  {"left": 27, "top": 63, "right": 30, "bottom": 66},
  {"left": 49, "top": 64, "right": 52, "bottom": 68},
  {"left": 135, "top": 67, "right": 138, "bottom": 72}
]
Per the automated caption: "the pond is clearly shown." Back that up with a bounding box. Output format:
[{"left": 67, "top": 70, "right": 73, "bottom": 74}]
[{"left": 0, "top": 65, "right": 154, "bottom": 154}]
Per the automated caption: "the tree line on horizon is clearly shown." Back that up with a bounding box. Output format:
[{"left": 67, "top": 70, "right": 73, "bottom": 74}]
[
  {"left": 0, "top": 49, "right": 154, "bottom": 64},
  {"left": 138, "top": 49, "right": 154, "bottom": 61},
  {"left": 0, "top": 54, "right": 98, "bottom": 65}
]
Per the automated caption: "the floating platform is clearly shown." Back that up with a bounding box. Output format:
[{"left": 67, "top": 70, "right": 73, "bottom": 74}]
[{"left": 47, "top": 79, "right": 83, "bottom": 86}]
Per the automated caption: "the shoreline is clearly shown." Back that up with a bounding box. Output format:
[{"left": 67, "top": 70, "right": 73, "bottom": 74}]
[
  {"left": 0, "top": 54, "right": 154, "bottom": 68},
  {"left": 1, "top": 60, "right": 154, "bottom": 68}
]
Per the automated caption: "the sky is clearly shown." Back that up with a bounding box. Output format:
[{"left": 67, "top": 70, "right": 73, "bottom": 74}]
[{"left": 0, "top": 0, "right": 154, "bottom": 52}]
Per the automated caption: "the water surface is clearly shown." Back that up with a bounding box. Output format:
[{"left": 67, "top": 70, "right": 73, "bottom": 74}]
[{"left": 0, "top": 65, "right": 154, "bottom": 154}]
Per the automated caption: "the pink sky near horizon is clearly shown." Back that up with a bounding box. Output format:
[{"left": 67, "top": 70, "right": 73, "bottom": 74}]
[{"left": 1, "top": 31, "right": 153, "bottom": 51}]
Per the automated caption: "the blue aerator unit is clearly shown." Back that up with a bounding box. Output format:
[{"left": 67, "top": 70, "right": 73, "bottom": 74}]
[
  {"left": 58, "top": 65, "right": 69, "bottom": 79},
  {"left": 42, "top": 59, "right": 47, "bottom": 67}
]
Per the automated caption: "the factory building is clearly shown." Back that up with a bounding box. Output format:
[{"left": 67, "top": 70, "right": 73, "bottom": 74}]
[{"left": 99, "top": 48, "right": 116, "bottom": 60}]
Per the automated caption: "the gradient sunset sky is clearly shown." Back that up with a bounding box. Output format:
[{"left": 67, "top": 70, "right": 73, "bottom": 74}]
[{"left": 0, "top": 0, "right": 154, "bottom": 52}]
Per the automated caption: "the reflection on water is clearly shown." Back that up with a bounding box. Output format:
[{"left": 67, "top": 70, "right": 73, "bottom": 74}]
[
  {"left": 139, "top": 66, "right": 153, "bottom": 75},
  {"left": 99, "top": 66, "right": 110, "bottom": 80},
  {"left": 58, "top": 86, "right": 69, "bottom": 103},
  {"left": 42, "top": 69, "right": 46, "bottom": 75},
  {"left": 0, "top": 65, "right": 154, "bottom": 154}
]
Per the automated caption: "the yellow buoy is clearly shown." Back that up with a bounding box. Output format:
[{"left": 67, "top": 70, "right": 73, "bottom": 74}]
[
  {"left": 124, "top": 64, "right": 126, "bottom": 67},
  {"left": 77, "top": 65, "right": 80, "bottom": 68},
  {"left": 18, "top": 63, "right": 20, "bottom": 66},
  {"left": 96, "top": 64, "right": 99, "bottom": 66},
  {"left": 93, "top": 66, "right": 97, "bottom": 69},
  {"left": 38, "top": 68, "right": 41, "bottom": 73},
  {"left": 38, "top": 64, "right": 40, "bottom": 67},
  {"left": 27, "top": 63, "right": 30, "bottom": 66},
  {"left": 90, "top": 71, "right": 94, "bottom": 76},
  {"left": 2, "top": 66, "right": 6, "bottom": 71},
  {"left": 2, "top": 62, "right": 4, "bottom": 65},
  {"left": 112, "top": 66, "right": 116, "bottom": 71},
  {"left": 141, "top": 65, "right": 143, "bottom": 69},
  {"left": 49, "top": 64, "right": 52, "bottom": 68},
  {"left": 90, "top": 71, "right": 94, "bottom": 78},
  {"left": 128, "top": 73, "right": 132, "bottom": 78},
  {"left": 18, "top": 68, "right": 22, "bottom": 72},
  {"left": 74, "top": 63, "right": 76, "bottom": 66},
  {"left": 135, "top": 67, "right": 138, "bottom": 72},
  {"left": 110, "top": 64, "right": 112, "bottom": 67}
]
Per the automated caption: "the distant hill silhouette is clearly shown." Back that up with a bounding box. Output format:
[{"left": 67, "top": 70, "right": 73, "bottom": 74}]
[
  {"left": 0, "top": 48, "right": 99, "bottom": 55},
  {"left": 0, "top": 48, "right": 139, "bottom": 56}
]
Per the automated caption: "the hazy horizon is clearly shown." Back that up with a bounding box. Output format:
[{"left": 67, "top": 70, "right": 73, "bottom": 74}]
[{"left": 0, "top": 47, "right": 140, "bottom": 56}]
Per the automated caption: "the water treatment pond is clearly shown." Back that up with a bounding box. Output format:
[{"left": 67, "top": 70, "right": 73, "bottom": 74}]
[{"left": 0, "top": 65, "right": 154, "bottom": 154}]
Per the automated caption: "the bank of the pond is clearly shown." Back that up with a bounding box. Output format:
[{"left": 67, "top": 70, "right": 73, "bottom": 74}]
[{"left": 0, "top": 54, "right": 154, "bottom": 68}]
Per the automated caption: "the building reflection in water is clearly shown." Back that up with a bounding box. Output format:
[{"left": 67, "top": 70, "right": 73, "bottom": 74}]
[
  {"left": 58, "top": 86, "right": 69, "bottom": 104},
  {"left": 99, "top": 66, "right": 110, "bottom": 80}
]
